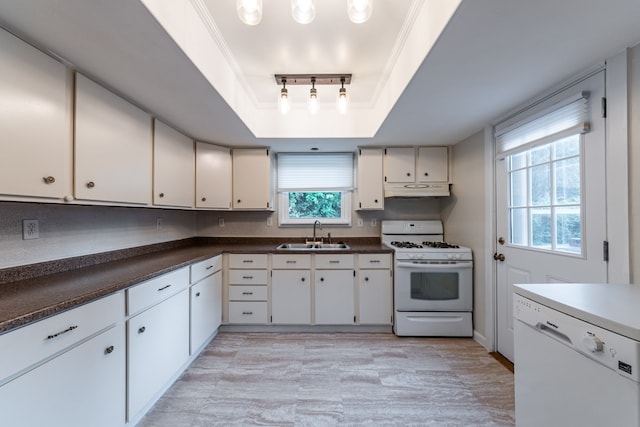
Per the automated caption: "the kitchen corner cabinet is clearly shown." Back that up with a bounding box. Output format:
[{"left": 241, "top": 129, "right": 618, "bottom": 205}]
[
  {"left": 126, "top": 268, "right": 190, "bottom": 421},
  {"left": 153, "top": 120, "right": 195, "bottom": 208},
  {"left": 356, "top": 148, "right": 384, "bottom": 210},
  {"left": 190, "top": 255, "right": 223, "bottom": 354},
  {"left": 0, "top": 293, "right": 125, "bottom": 427},
  {"left": 196, "top": 142, "right": 232, "bottom": 209},
  {"left": 271, "top": 254, "right": 312, "bottom": 324},
  {"left": 227, "top": 254, "right": 269, "bottom": 324},
  {"left": 0, "top": 28, "right": 73, "bottom": 201},
  {"left": 75, "top": 73, "right": 152, "bottom": 205},
  {"left": 314, "top": 254, "right": 356, "bottom": 324},
  {"left": 384, "top": 146, "right": 449, "bottom": 183},
  {"left": 232, "top": 148, "right": 274, "bottom": 210},
  {"left": 358, "top": 254, "right": 393, "bottom": 325}
]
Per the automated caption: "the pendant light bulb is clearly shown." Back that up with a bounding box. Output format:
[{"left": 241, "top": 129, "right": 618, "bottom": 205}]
[
  {"left": 336, "top": 78, "right": 348, "bottom": 115},
  {"left": 237, "top": 0, "right": 263, "bottom": 25},
  {"left": 347, "top": 0, "right": 372, "bottom": 23},
  {"left": 291, "top": 0, "right": 315, "bottom": 24},
  {"left": 279, "top": 80, "right": 290, "bottom": 115},
  {"left": 308, "top": 78, "right": 319, "bottom": 115}
]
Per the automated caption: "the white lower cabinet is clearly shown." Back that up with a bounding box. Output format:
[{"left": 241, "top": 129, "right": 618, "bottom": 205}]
[
  {"left": 127, "top": 288, "right": 189, "bottom": 421},
  {"left": 272, "top": 270, "right": 311, "bottom": 324},
  {"left": 190, "top": 269, "right": 222, "bottom": 354},
  {"left": 358, "top": 254, "right": 393, "bottom": 325},
  {"left": 315, "top": 269, "right": 356, "bottom": 325},
  {"left": 227, "top": 254, "right": 269, "bottom": 324}
]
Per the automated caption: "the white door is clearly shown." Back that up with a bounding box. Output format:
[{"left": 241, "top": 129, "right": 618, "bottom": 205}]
[{"left": 495, "top": 71, "right": 607, "bottom": 362}]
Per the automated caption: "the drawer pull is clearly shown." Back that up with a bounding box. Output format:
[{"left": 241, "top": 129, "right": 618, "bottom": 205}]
[
  {"left": 138, "top": 326, "right": 146, "bottom": 334},
  {"left": 329, "top": 260, "right": 340, "bottom": 264},
  {"left": 243, "top": 260, "right": 254, "bottom": 263},
  {"left": 242, "top": 292, "right": 254, "bottom": 295},
  {"left": 206, "top": 265, "right": 214, "bottom": 270},
  {"left": 242, "top": 311, "right": 253, "bottom": 315},
  {"left": 104, "top": 345, "right": 115, "bottom": 355},
  {"left": 157, "top": 284, "right": 172, "bottom": 291},
  {"left": 46, "top": 325, "right": 78, "bottom": 340},
  {"left": 242, "top": 276, "right": 254, "bottom": 280},
  {"left": 196, "top": 292, "right": 201, "bottom": 297},
  {"left": 369, "top": 260, "right": 381, "bottom": 263},
  {"left": 286, "top": 260, "right": 297, "bottom": 264}
]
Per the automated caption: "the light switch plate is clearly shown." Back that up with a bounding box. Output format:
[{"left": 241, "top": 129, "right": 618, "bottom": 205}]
[{"left": 23, "top": 219, "right": 39, "bottom": 240}]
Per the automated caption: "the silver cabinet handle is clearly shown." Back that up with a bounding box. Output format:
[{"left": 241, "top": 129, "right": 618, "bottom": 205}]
[
  {"left": 242, "top": 292, "right": 254, "bottom": 295},
  {"left": 157, "top": 284, "right": 171, "bottom": 291},
  {"left": 242, "top": 276, "right": 254, "bottom": 280},
  {"left": 206, "top": 265, "right": 214, "bottom": 270},
  {"left": 46, "top": 325, "right": 78, "bottom": 340},
  {"left": 329, "top": 260, "right": 340, "bottom": 264},
  {"left": 369, "top": 260, "right": 381, "bottom": 263},
  {"left": 242, "top": 311, "right": 253, "bottom": 315},
  {"left": 286, "top": 260, "right": 297, "bottom": 264},
  {"left": 242, "top": 259, "right": 254, "bottom": 263}
]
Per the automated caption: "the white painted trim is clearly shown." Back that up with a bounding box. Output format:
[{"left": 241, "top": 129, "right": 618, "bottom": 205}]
[
  {"left": 473, "top": 330, "right": 488, "bottom": 350},
  {"left": 605, "top": 49, "right": 631, "bottom": 283},
  {"left": 484, "top": 125, "right": 497, "bottom": 353}
]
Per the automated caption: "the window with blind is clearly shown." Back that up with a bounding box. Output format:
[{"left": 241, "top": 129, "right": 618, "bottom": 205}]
[
  {"left": 277, "top": 153, "right": 354, "bottom": 225},
  {"left": 496, "top": 92, "right": 589, "bottom": 254}
]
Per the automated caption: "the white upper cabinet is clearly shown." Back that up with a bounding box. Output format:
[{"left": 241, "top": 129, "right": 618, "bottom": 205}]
[
  {"left": 195, "top": 142, "right": 232, "bottom": 209},
  {"left": 153, "top": 120, "right": 194, "bottom": 208},
  {"left": 75, "top": 73, "right": 152, "bottom": 205},
  {"left": 384, "top": 147, "right": 449, "bottom": 184},
  {"left": 232, "top": 148, "right": 274, "bottom": 210},
  {"left": 0, "top": 28, "right": 72, "bottom": 201},
  {"left": 357, "top": 148, "right": 384, "bottom": 210}
]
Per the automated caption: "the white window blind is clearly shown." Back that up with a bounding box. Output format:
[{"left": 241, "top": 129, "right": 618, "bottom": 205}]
[
  {"left": 277, "top": 153, "right": 354, "bottom": 191},
  {"left": 495, "top": 91, "right": 590, "bottom": 158}
]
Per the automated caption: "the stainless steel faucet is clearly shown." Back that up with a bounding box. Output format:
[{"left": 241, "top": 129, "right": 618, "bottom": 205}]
[{"left": 313, "top": 220, "right": 322, "bottom": 243}]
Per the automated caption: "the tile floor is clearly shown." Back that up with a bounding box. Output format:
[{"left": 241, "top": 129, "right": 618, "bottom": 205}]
[{"left": 139, "top": 332, "right": 515, "bottom": 426}]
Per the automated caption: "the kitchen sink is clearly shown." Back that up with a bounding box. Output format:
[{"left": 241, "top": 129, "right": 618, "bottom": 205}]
[{"left": 276, "top": 242, "right": 350, "bottom": 251}]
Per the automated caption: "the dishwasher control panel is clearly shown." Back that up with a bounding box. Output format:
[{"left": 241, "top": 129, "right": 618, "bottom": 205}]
[{"left": 514, "top": 294, "right": 640, "bottom": 382}]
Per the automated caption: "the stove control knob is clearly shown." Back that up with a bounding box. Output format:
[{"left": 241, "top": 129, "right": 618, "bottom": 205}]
[
  {"left": 456, "top": 254, "right": 462, "bottom": 260},
  {"left": 583, "top": 334, "right": 604, "bottom": 353},
  {"left": 447, "top": 254, "right": 454, "bottom": 260}
]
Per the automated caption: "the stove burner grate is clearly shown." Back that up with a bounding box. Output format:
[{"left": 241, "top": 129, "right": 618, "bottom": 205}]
[
  {"left": 390, "top": 241, "right": 423, "bottom": 249},
  {"left": 422, "top": 241, "right": 460, "bottom": 249}
]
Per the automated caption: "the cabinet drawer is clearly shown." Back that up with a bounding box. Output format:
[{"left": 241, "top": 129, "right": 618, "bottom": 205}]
[
  {"left": 272, "top": 254, "right": 311, "bottom": 269},
  {"left": 315, "top": 254, "right": 355, "bottom": 269},
  {"left": 127, "top": 267, "right": 189, "bottom": 315},
  {"left": 228, "top": 254, "right": 268, "bottom": 269},
  {"left": 229, "top": 285, "right": 268, "bottom": 301},
  {"left": 0, "top": 292, "right": 124, "bottom": 384},
  {"left": 190, "top": 255, "right": 222, "bottom": 284},
  {"left": 228, "top": 302, "right": 268, "bottom": 324},
  {"left": 359, "top": 253, "right": 392, "bottom": 269},
  {"left": 228, "top": 269, "right": 268, "bottom": 285}
]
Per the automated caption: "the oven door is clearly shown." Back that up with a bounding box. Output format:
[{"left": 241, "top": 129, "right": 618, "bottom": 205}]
[{"left": 394, "top": 260, "right": 472, "bottom": 311}]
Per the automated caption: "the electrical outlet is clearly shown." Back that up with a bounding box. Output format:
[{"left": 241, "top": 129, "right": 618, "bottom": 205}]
[
  {"left": 218, "top": 218, "right": 225, "bottom": 227},
  {"left": 266, "top": 217, "right": 273, "bottom": 227},
  {"left": 23, "top": 219, "right": 39, "bottom": 240},
  {"left": 357, "top": 218, "right": 364, "bottom": 227},
  {"left": 156, "top": 218, "right": 163, "bottom": 229},
  {"left": 371, "top": 218, "right": 377, "bottom": 227}
]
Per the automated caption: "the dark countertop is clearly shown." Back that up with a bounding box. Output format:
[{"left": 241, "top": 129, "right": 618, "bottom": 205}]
[{"left": 0, "top": 237, "right": 391, "bottom": 334}]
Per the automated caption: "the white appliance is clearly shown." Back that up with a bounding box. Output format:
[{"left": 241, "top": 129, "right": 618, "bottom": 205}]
[
  {"left": 381, "top": 220, "right": 473, "bottom": 337},
  {"left": 514, "top": 283, "right": 640, "bottom": 427}
]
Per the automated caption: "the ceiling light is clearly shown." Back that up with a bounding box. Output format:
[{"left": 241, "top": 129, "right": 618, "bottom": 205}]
[
  {"left": 236, "top": 0, "right": 263, "bottom": 26},
  {"left": 279, "top": 79, "right": 290, "bottom": 115},
  {"left": 308, "top": 77, "right": 319, "bottom": 115},
  {"left": 337, "top": 77, "right": 349, "bottom": 115},
  {"left": 347, "top": 0, "right": 372, "bottom": 24},
  {"left": 291, "top": 0, "right": 316, "bottom": 24}
]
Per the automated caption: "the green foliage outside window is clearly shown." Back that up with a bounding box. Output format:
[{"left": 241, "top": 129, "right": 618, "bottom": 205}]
[{"left": 288, "top": 192, "right": 342, "bottom": 219}]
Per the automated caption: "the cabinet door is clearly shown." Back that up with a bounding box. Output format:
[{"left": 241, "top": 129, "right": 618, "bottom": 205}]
[
  {"left": 0, "top": 29, "right": 72, "bottom": 200},
  {"left": 0, "top": 324, "right": 125, "bottom": 427},
  {"left": 153, "top": 120, "right": 194, "bottom": 208},
  {"left": 315, "top": 270, "right": 355, "bottom": 324},
  {"left": 232, "top": 148, "right": 273, "bottom": 210},
  {"left": 384, "top": 147, "right": 415, "bottom": 183},
  {"left": 359, "top": 269, "right": 393, "bottom": 325},
  {"left": 195, "top": 142, "right": 232, "bottom": 209},
  {"left": 190, "top": 270, "right": 222, "bottom": 354},
  {"left": 357, "top": 148, "right": 384, "bottom": 210},
  {"left": 417, "top": 147, "right": 448, "bottom": 182},
  {"left": 128, "top": 289, "right": 189, "bottom": 420},
  {"left": 272, "top": 270, "right": 311, "bottom": 324},
  {"left": 75, "top": 74, "right": 152, "bottom": 205}
]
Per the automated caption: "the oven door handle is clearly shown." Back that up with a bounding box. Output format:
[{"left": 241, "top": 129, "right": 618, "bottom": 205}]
[{"left": 395, "top": 261, "right": 473, "bottom": 269}]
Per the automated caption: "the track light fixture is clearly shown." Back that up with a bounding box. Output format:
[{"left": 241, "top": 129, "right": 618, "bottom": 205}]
[
  {"left": 275, "top": 74, "right": 351, "bottom": 115},
  {"left": 237, "top": 0, "right": 372, "bottom": 25}
]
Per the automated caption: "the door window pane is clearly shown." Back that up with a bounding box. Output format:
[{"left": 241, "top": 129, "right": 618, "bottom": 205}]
[
  {"left": 554, "top": 157, "right": 580, "bottom": 204},
  {"left": 510, "top": 169, "right": 527, "bottom": 207},
  {"left": 531, "top": 207, "right": 551, "bottom": 249},
  {"left": 530, "top": 164, "right": 550, "bottom": 206},
  {"left": 555, "top": 206, "right": 581, "bottom": 253},
  {"left": 510, "top": 208, "right": 528, "bottom": 245}
]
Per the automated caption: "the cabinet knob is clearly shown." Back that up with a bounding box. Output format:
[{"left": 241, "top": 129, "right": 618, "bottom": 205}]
[
  {"left": 301, "top": 277, "right": 305, "bottom": 282},
  {"left": 320, "top": 277, "right": 324, "bottom": 282},
  {"left": 406, "top": 172, "right": 411, "bottom": 177},
  {"left": 159, "top": 192, "right": 165, "bottom": 198},
  {"left": 374, "top": 199, "right": 378, "bottom": 203},
  {"left": 237, "top": 199, "right": 241, "bottom": 203},
  {"left": 201, "top": 197, "right": 207, "bottom": 202},
  {"left": 196, "top": 292, "right": 201, "bottom": 297},
  {"left": 365, "top": 277, "right": 369, "bottom": 282},
  {"left": 424, "top": 172, "right": 429, "bottom": 176},
  {"left": 104, "top": 345, "right": 115, "bottom": 354},
  {"left": 43, "top": 176, "right": 56, "bottom": 184},
  {"left": 138, "top": 326, "right": 146, "bottom": 334},
  {"left": 86, "top": 181, "right": 95, "bottom": 188}
]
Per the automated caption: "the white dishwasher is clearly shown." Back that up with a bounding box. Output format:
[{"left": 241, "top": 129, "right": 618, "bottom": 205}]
[{"left": 514, "top": 283, "right": 640, "bottom": 427}]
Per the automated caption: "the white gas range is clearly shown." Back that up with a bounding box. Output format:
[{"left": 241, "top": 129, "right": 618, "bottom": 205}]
[{"left": 381, "top": 220, "right": 473, "bottom": 337}]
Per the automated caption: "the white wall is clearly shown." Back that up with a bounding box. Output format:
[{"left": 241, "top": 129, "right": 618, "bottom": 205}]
[
  {"left": 0, "top": 202, "right": 197, "bottom": 268},
  {"left": 629, "top": 44, "right": 640, "bottom": 282},
  {"left": 440, "top": 130, "right": 488, "bottom": 339}
]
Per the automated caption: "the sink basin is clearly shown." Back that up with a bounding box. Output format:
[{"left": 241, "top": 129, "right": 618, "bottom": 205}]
[{"left": 276, "top": 242, "right": 350, "bottom": 251}]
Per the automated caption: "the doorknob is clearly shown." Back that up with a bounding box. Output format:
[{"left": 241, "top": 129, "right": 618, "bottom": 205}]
[
  {"left": 498, "top": 237, "right": 505, "bottom": 245},
  {"left": 493, "top": 253, "right": 505, "bottom": 262}
]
